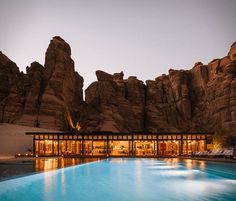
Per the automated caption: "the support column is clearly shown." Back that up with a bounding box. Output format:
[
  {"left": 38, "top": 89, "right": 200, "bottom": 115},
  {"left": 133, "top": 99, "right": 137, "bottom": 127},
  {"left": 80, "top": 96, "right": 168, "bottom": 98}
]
[
  {"left": 205, "top": 135, "right": 207, "bottom": 151},
  {"left": 92, "top": 139, "right": 94, "bottom": 156},
  {"left": 162, "top": 139, "right": 164, "bottom": 156},
  {"left": 33, "top": 136, "right": 36, "bottom": 156},
  {"left": 57, "top": 136, "right": 60, "bottom": 156},
  {"left": 186, "top": 139, "right": 188, "bottom": 155},
  {"left": 65, "top": 140, "right": 67, "bottom": 154},
  {"left": 180, "top": 136, "right": 183, "bottom": 155},
  {"left": 81, "top": 135, "right": 84, "bottom": 156},
  {"left": 106, "top": 137, "right": 109, "bottom": 157},
  {"left": 131, "top": 135, "right": 134, "bottom": 156},
  {"left": 156, "top": 135, "right": 159, "bottom": 156},
  {"left": 179, "top": 140, "right": 181, "bottom": 155},
  {"left": 153, "top": 140, "right": 155, "bottom": 156},
  {"left": 44, "top": 136, "right": 46, "bottom": 155},
  {"left": 52, "top": 139, "right": 54, "bottom": 156}
]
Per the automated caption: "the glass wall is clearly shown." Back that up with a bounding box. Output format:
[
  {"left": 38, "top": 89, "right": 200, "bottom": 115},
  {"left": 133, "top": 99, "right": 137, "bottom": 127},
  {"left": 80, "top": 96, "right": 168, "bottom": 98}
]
[
  {"left": 92, "top": 141, "right": 106, "bottom": 155},
  {"left": 109, "top": 141, "right": 129, "bottom": 156},
  {"left": 53, "top": 141, "right": 58, "bottom": 155},
  {"left": 35, "top": 140, "right": 44, "bottom": 155},
  {"left": 64, "top": 141, "right": 76, "bottom": 155},
  {"left": 76, "top": 141, "right": 82, "bottom": 155},
  {"left": 56, "top": 140, "right": 82, "bottom": 156},
  {"left": 59, "top": 140, "right": 66, "bottom": 155},
  {"left": 134, "top": 141, "right": 156, "bottom": 156},
  {"left": 158, "top": 141, "right": 180, "bottom": 156},
  {"left": 83, "top": 140, "right": 93, "bottom": 155},
  {"left": 35, "top": 140, "right": 56, "bottom": 156},
  {"left": 182, "top": 140, "right": 205, "bottom": 155},
  {"left": 33, "top": 134, "right": 210, "bottom": 157}
]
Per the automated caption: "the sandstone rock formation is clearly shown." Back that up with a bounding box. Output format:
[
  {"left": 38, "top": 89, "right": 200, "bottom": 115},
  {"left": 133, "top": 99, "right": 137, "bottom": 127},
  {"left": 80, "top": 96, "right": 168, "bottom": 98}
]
[
  {"left": 0, "top": 52, "right": 24, "bottom": 123},
  {"left": 0, "top": 37, "right": 84, "bottom": 130},
  {"left": 0, "top": 37, "right": 236, "bottom": 135},
  {"left": 84, "top": 71, "right": 145, "bottom": 131},
  {"left": 37, "top": 36, "right": 83, "bottom": 129},
  {"left": 83, "top": 42, "right": 236, "bottom": 135},
  {"left": 145, "top": 42, "right": 236, "bottom": 134}
]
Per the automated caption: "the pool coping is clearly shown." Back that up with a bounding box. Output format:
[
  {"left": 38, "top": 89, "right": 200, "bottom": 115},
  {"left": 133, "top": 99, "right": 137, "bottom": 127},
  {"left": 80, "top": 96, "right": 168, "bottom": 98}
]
[
  {"left": 5, "top": 155, "right": 236, "bottom": 163},
  {"left": 179, "top": 156, "right": 236, "bottom": 163}
]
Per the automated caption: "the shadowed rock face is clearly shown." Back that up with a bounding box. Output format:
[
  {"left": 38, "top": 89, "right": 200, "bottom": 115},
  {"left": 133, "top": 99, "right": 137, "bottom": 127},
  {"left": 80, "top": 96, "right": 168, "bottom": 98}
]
[
  {"left": 84, "top": 42, "right": 236, "bottom": 134},
  {"left": 0, "top": 37, "right": 236, "bottom": 134},
  {"left": 145, "top": 43, "right": 236, "bottom": 134},
  {"left": 84, "top": 72, "right": 145, "bottom": 131},
  {"left": 38, "top": 36, "right": 83, "bottom": 129},
  {"left": 0, "top": 52, "right": 23, "bottom": 123},
  {"left": 0, "top": 37, "right": 84, "bottom": 130}
]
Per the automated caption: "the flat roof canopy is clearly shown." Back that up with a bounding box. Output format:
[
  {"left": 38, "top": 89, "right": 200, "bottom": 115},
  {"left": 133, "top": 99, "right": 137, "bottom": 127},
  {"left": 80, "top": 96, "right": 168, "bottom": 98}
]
[{"left": 26, "top": 131, "right": 214, "bottom": 136}]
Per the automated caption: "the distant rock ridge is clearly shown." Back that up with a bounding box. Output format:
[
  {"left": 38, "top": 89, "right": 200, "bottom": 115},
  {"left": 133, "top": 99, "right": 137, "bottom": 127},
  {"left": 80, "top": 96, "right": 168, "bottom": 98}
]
[{"left": 0, "top": 36, "right": 236, "bottom": 135}]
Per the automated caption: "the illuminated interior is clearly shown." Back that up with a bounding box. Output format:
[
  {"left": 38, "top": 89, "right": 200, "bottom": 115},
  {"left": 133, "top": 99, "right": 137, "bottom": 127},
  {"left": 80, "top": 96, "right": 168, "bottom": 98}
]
[
  {"left": 134, "top": 141, "right": 156, "bottom": 156},
  {"left": 109, "top": 141, "right": 130, "bottom": 156},
  {"left": 31, "top": 132, "right": 212, "bottom": 157}
]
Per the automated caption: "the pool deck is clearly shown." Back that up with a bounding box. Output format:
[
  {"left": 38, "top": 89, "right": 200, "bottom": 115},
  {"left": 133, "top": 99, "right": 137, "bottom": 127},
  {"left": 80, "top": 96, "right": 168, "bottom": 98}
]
[
  {"left": 179, "top": 156, "right": 236, "bottom": 163},
  {"left": 3, "top": 155, "right": 236, "bottom": 163}
]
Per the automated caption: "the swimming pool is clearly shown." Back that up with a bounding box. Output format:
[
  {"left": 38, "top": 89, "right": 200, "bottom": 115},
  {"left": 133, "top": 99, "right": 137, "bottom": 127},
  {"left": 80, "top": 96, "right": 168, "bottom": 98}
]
[{"left": 0, "top": 158, "right": 236, "bottom": 201}]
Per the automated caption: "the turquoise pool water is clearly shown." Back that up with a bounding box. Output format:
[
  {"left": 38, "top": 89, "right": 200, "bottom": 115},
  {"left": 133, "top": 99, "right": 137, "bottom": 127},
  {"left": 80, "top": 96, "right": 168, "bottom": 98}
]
[{"left": 0, "top": 158, "right": 236, "bottom": 201}]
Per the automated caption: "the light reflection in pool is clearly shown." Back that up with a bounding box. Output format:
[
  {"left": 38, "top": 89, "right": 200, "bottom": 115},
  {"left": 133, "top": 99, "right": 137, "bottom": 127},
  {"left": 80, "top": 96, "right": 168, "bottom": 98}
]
[{"left": 35, "top": 158, "right": 100, "bottom": 171}]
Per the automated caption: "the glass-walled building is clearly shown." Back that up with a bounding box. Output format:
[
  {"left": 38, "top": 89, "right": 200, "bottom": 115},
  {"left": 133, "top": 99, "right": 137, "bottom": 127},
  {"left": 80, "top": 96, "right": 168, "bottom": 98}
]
[{"left": 26, "top": 131, "right": 213, "bottom": 157}]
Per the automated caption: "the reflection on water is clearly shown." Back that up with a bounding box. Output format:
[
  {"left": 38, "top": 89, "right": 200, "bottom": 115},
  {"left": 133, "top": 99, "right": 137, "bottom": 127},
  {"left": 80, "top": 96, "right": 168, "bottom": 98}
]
[
  {"left": 163, "top": 158, "right": 180, "bottom": 165},
  {"left": 1, "top": 158, "right": 236, "bottom": 201},
  {"left": 199, "top": 161, "right": 206, "bottom": 170},
  {"left": 0, "top": 157, "right": 101, "bottom": 181},
  {"left": 185, "top": 159, "right": 195, "bottom": 169},
  {"left": 182, "top": 159, "right": 206, "bottom": 171},
  {"left": 35, "top": 158, "right": 100, "bottom": 172}
]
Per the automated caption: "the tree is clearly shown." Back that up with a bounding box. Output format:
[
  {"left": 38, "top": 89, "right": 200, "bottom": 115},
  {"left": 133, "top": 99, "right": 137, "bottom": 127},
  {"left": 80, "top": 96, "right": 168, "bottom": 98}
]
[
  {"left": 212, "top": 128, "right": 227, "bottom": 150},
  {"left": 213, "top": 128, "right": 236, "bottom": 149}
]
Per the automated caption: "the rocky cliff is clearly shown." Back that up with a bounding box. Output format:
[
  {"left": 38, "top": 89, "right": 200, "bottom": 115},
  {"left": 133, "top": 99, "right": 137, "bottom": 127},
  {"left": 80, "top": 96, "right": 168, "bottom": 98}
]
[
  {"left": 0, "top": 36, "right": 84, "bottom": 130},
  {"left": 0, "top": 37, "right": 236, "bottom": 134},
  {"left": 84, "top": 71, "right": 145, "bottom": 131},
  {"left": 84, "top": 42, "right": 236, "bottom": 134}
]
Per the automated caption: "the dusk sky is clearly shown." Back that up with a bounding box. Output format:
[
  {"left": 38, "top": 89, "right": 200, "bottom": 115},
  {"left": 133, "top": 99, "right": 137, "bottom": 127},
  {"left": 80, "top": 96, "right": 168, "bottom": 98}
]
[{"left": 1, "top": 0, "right": 236, "bottom": 89}]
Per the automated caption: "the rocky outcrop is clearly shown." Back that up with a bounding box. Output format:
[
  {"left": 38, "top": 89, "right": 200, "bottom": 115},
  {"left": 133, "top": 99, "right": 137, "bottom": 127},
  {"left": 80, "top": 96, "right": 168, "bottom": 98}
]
[
  {"left": 228, "top": 42, "right": 236, "bottom": 61},
  {"left": 0, "top": 37, "right": 84, "bottom": 130},
  {"left": 81, "top": 42, "right": 236, "bottom": 135},
  {"left": 84, "top": 71, "right": 145, "bottom": 131},
  {"left": 0, "top": 37, "right": 236, "bottom": 135},
  {"left": 17, "top": 62, "right": 44, "bottom": 126},
  {"left": 0, "top": 52, "right": 24, "bottom": 123},
  {"left": 145, "top": 43, "right": 236, "bottom": 134},
  {"left": 37, "top": 36, "right": 83, "bottom": 129}
]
